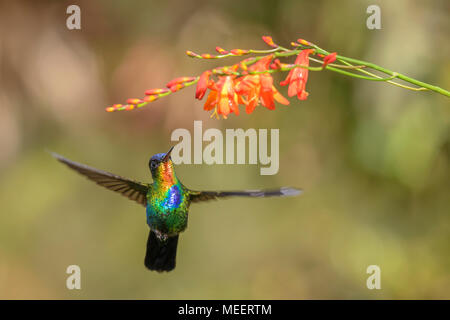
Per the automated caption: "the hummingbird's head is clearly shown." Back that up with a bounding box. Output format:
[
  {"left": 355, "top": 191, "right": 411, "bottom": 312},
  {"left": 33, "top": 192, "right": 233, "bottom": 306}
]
[{"left": 149, "top": 146, "right": 176, "bottom": 181}]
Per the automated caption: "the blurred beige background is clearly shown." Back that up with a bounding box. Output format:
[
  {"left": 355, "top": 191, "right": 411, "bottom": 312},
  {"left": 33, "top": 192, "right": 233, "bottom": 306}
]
[{"left": 0, "top": 0, "right": 449, "bottom": 299}]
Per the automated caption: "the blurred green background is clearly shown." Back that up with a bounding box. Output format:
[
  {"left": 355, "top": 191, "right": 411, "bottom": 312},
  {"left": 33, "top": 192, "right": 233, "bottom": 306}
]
[{"left": 0, "top": 0, "right": 449, "bottom": 299}]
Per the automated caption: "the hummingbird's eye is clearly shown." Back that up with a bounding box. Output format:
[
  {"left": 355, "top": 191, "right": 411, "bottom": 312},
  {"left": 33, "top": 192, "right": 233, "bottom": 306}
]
[{"left": 150, "top": 160, "right": 158, "bottom": 169}]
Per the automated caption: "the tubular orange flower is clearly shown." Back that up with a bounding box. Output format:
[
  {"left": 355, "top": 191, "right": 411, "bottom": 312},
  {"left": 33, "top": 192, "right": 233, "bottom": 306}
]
[
  {"left": 235, "top": 55, "right": 289, "bottom": 114},
  {"left": 143, "top": 95, "right": 159, "bottom": 102},
  {"left": 127, "top": 98, "right": 143, "bottom": 105},
  {"left": 230, "top": 49, "right": 249, "bottom": 55},
  {"left": 145, "top": 88, "right": 169, "bottom": 95},
  {"left": 165, "top": 76, "right": 196, "bottom": 88},
  {"left": 270, "top": 58, "right": 283, "bottom": 70},
  {"left": 195, "top": 70, "right": 212, "bottom": 100},
  {"left": 201, "top": 53, "right": 216, "bottom": 59},
  {"left": 280, "top": 49, "right": 314, "bottom": 100},
  {"left": 169, "top": 83, "right": 185, "bottom": 92},
  {"left": 215, "top": 47, "right": 229, "bottom": 54},
  {"left": 262, "top": 35, "right": 277, "bottom": 48},
  {"left": 322, "top": 52, "right": 337, "bottom": 69},
  {"left": 185, "top": 50, "right": 199, "bottom": 58},
  {"left": 297, "top": 38, "right": 310, "bottom": 46},
  {"left": 106, "top": 104, "right": 122, "bottom": 112},
  {"left": 203, "top": 76, "right": 240, "bottom": 118}
]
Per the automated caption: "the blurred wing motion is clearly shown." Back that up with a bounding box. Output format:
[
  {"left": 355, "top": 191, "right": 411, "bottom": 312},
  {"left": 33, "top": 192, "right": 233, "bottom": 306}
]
[
  {"left": 52, "top": 152, "right": 150, "bottom": 207},
  {"left": 189, "top": 187, "right": 302, "bottom": 203}
]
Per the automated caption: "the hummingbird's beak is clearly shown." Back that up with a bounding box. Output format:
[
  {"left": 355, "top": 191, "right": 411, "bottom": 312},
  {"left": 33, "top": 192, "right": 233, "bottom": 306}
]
[{"left": 162, "top": 146, "right": 174, "bottom": 162}]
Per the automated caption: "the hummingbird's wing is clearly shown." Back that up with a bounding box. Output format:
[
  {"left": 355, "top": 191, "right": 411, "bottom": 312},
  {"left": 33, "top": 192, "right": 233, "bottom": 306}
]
[
  {"left": 52, "top": 152, "right": 150, "bottom": 207},
  {"left": 189, "top": 187, "right": 302, "bottom": 203}
]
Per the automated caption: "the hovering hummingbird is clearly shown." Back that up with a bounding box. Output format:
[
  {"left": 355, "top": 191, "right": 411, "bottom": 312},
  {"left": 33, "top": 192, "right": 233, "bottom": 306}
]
[{"left": 52, "top": 147, "right": 302, "bottom": 272}]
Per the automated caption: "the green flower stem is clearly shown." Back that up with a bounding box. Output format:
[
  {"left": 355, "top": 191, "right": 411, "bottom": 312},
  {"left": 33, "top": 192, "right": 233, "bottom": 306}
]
[
  {"left": 334, "top": 58, "right": 427, "bottom": 91},
  {"left": 308, "top": 44, "right": 450, "bottom": 97},
  {"left": 340, "top": 56, "right": 449, "bottom": 96},
  {"left": 325, "top": 66, "right": 399, "bottom": 81}
]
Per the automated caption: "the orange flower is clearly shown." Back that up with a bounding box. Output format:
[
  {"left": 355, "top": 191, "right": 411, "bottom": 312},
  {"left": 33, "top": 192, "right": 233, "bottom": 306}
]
[
  {"left": 230, "top": 49, "right": 249, "bottom": 55},
  {"left": 235, "top": 55, "right": 289, "bottom": 114},
  {"left": 203, "top": 76, "right": 240, "bottom": 118},
  {"left": 322, "top": 52, "right": 337, "bottom": 69},
  {"left": 195, "top": 70, "right": 212, "bottom": 100},
  {"left": 145, "top": 88, "right": 169, "bottom": 95},
  {"left": 215, "top": 47, "right": 229, "bottom": 54},
  {"left": 262, "top": 35, "right": 277, "bottom": 48},
  {"left": 165, "top": 76, "right": 196, "bottom": 88},
  {"left": 280, "top": 49, "right": 314, "bottom": 100}
]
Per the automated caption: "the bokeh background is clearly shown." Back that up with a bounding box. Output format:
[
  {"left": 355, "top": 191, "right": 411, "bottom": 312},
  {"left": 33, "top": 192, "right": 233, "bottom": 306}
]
[{"left": 0, "top": 0, "right": 449, "bottom": 299}]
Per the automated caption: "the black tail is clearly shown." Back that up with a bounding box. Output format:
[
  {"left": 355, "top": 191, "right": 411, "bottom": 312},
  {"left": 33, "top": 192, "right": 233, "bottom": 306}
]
[{"left": 145, "top": 230, "right": 179, "bottom": 272}]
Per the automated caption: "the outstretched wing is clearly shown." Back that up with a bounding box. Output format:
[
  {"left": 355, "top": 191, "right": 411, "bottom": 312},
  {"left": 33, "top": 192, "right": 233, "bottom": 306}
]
[
  {"left": 189, "top": 187, "right": 302, "bottom": 203},
  {"left": 52, "top": 152, "right": 150, "bottom": 207}
]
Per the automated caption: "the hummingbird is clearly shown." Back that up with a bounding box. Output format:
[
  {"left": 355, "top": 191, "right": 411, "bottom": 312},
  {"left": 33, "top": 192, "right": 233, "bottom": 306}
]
[{"left": 52, "top": 147, "right": 302, "bottom": 272}]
